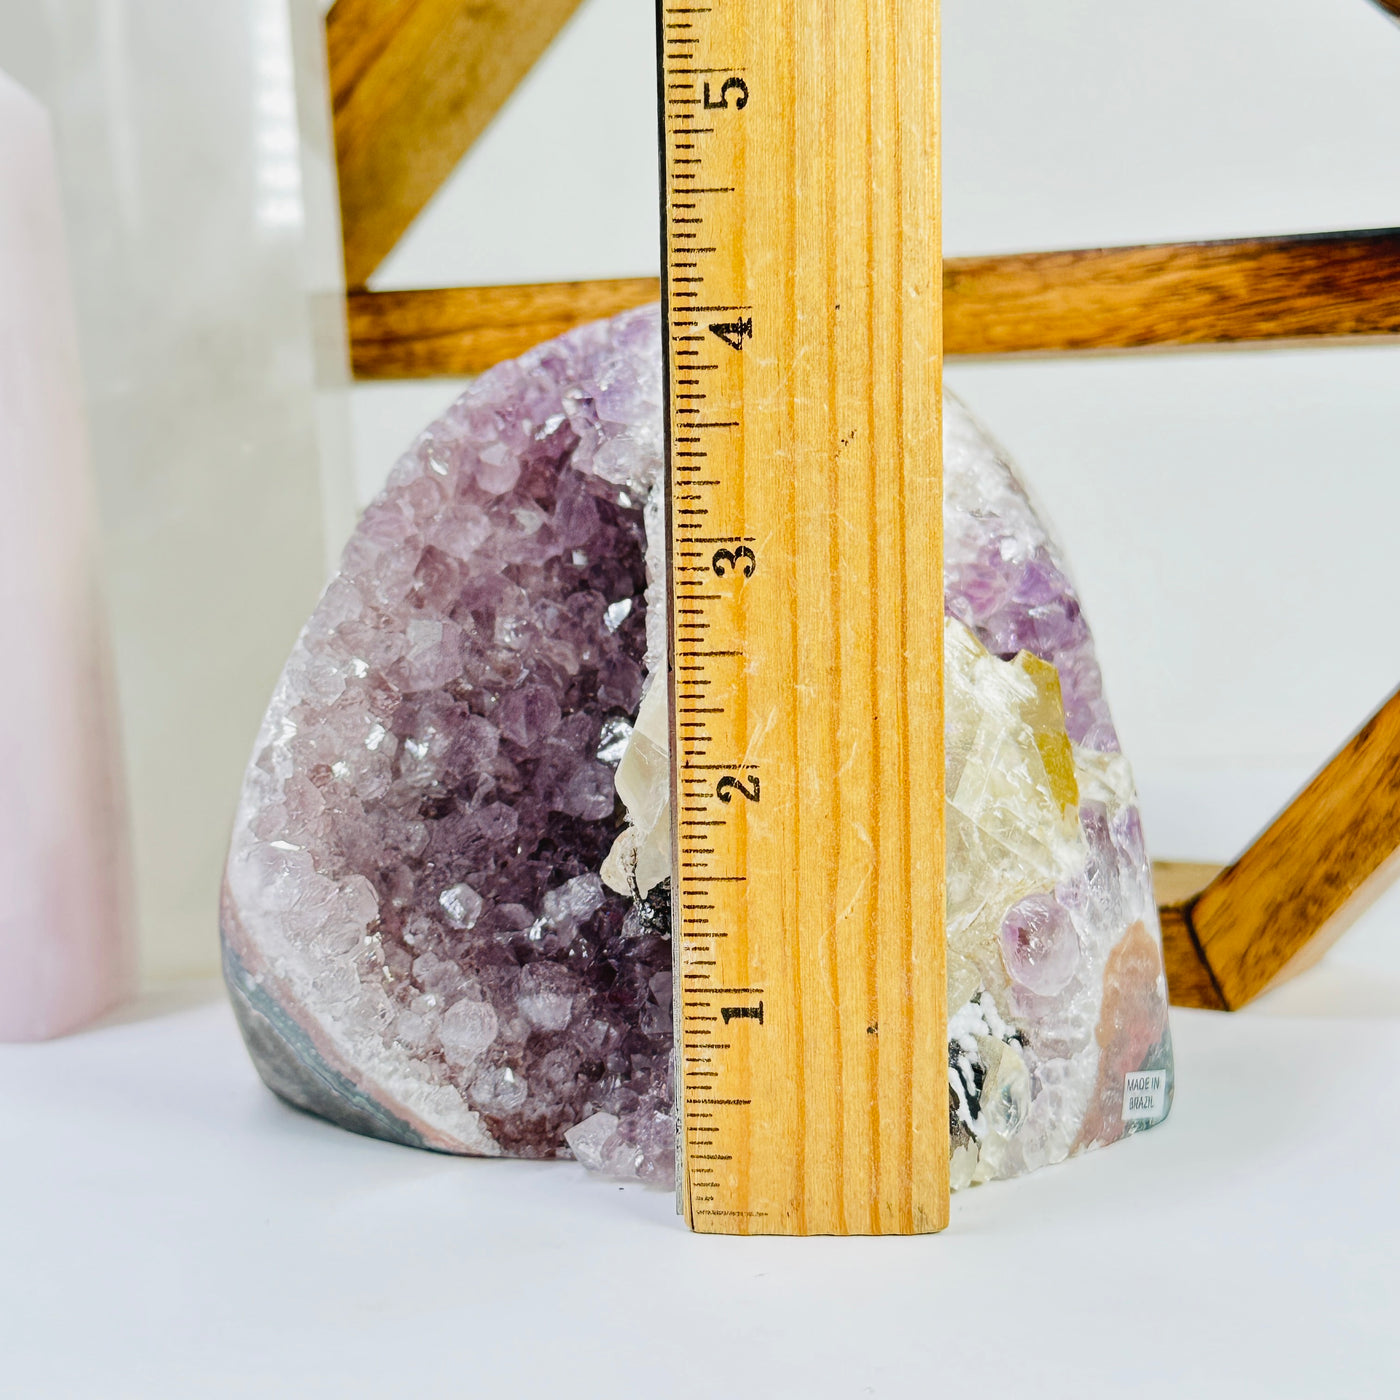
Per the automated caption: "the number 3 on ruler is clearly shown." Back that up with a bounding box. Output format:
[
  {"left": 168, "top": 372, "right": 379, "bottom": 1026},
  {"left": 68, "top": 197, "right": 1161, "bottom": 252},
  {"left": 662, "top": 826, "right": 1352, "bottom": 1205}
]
[
  {"left": 703, "top": 77, "right": 749, "bottom": 109},
  {"left": 712, "top": 545, "right": 756, "bottom": 578},
  {"left": 716, "top": 775, "right": 760, "bottom": 804}
]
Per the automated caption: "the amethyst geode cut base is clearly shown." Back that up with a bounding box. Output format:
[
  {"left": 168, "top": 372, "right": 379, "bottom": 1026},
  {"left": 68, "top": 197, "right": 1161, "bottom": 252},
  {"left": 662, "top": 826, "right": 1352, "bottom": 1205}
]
[{"left": 222, "top": 304, "right": 1173, "bottom": 1188}]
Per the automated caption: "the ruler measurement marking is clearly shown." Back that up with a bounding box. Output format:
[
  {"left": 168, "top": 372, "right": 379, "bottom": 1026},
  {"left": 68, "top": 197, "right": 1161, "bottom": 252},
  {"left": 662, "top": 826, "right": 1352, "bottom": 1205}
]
[{"left": 662, "top": 0, "right": 945, "bottom": 1236}]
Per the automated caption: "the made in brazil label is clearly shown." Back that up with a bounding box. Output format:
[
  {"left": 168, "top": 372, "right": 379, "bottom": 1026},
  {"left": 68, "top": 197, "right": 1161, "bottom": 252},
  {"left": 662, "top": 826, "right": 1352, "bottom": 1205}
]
[{"left": 1122, "top": 1070, "right": 1167, "bottom": 1123}]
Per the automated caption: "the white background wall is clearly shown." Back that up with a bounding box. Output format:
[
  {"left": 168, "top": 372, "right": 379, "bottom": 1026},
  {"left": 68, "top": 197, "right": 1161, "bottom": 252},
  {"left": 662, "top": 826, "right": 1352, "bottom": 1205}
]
[{"left": 351, "top": 0, "right": 1400, "bottom": 874}]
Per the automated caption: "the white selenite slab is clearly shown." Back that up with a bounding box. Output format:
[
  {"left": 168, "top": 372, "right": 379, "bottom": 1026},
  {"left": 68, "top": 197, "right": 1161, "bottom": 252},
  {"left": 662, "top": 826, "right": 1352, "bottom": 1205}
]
[
  {"left": 0, "top": 69, "right": 133, "bottom": 1039},
  {"left": 0, "top": 3, "right": 353, "bottom": 983}
]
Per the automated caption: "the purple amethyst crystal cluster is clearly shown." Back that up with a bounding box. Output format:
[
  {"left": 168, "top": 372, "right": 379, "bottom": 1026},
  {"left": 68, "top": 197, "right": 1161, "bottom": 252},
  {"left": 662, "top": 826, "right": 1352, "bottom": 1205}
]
[
  {"left": 222, "top": 304, "right": 1172, "bottom": 1188},
  {"left": 223, "top": 309, "right": 674, "bottom": 1175}
]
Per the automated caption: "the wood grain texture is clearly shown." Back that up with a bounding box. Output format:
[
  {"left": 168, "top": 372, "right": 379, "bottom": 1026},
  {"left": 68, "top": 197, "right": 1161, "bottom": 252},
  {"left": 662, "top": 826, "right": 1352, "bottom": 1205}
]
[
  {"left": 343, "top": 229, "right": 1400, "bottom": 378},
  {"left": 327, "top": 0, "right": 585, "bottom": 288},
  {"left": 1172, "top": 689, "right": 1400, "bottom": 1010},
  {"left": 663, "top": 0, "right": 945, "bottom": 1236},
  {"left": 1157, "top": 905, "right": 1227, "bottom": 1011},
  {"left": 1153, "top": 863, "right": 1227, "bottom": 1010},
  {"left": 1157, "top": 690, "right": 1400, "bottom": 1011},
  {"left": 347, "top": 279, "right": 660, "bottom": 377},
  {"left": 943, "top": 229, "right": 1400, "bottom": 354}
]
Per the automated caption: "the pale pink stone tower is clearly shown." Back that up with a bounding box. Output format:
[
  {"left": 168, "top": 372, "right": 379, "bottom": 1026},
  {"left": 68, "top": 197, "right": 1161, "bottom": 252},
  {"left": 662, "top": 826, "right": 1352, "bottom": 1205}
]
[{"left": 0, "top": 71, "right": 134, "bottom": 1039}]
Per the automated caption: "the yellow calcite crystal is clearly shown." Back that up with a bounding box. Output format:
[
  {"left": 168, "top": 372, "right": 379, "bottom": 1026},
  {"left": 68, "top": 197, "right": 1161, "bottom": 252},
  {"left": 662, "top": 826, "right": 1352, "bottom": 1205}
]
[
  {"left": 945, "top": 619, "right": 1085, "bottom": 1002},
  {"left": 600, "top": 680, "right": 671, "bottom": 898}
]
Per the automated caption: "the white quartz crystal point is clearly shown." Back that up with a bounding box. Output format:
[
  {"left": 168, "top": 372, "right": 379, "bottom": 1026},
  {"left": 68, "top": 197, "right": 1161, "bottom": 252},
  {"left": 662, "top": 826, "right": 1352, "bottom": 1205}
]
[{"left": 563, "top": 1111, "right": 622, "bottom": 1172}]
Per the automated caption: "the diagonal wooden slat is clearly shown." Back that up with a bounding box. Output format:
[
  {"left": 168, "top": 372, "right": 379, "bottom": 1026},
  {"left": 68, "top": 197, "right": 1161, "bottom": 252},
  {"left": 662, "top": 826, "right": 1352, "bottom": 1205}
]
[
  {"left": 1373, "top": 0, "right": 1400, "bottom": 19},
  {"left": 1160, "top": 688, "right": 1400, "bottom": 1009},
  {"left": 328, "top": 0, "right": 586, "bottom": 289},
  {"left": 344, "top": 229, "right": 1400, "bottom": 377}
]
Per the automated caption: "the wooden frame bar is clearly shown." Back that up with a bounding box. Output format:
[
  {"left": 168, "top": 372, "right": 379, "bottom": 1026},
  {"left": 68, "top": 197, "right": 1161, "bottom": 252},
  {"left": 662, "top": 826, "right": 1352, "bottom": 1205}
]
[
  {"left": 344, "top": 229, "right": 1400, "bottom": 378},
  {"left": 944, "top": 229, "right": 1400, "bottom": 354},
  {"left": 347, "top": 278, "right": 660, "bottom": 378}
]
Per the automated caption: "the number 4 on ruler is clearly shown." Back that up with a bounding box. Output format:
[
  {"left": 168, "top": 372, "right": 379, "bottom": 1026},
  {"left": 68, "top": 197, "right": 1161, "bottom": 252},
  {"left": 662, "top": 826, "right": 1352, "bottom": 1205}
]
[{"left": 708, "top": 317, "right": 752, "bottom": 351}]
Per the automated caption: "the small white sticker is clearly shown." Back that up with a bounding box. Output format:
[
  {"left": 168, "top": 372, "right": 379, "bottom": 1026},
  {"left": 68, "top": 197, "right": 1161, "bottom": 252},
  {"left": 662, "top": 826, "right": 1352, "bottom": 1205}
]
[{"left": 1122, "top": 1070, "right": 1167, "bottom": 1123}]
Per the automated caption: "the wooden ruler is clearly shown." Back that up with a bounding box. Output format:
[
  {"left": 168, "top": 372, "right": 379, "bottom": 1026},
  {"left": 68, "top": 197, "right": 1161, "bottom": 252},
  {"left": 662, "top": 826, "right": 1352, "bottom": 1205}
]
[{"left": 659, "top": 0, "right": 947, "bottom": 1235}]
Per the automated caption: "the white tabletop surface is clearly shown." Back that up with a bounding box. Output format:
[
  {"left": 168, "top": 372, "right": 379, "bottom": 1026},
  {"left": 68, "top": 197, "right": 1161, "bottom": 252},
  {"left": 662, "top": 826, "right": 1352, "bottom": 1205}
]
[{"left": 5, "top": 912, "right": 1400, "bottom": 1399}]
